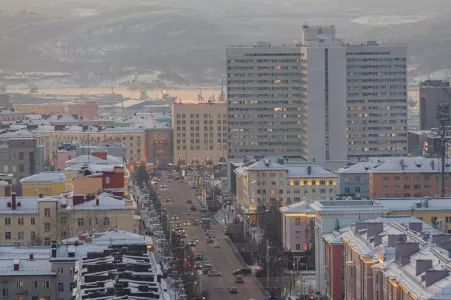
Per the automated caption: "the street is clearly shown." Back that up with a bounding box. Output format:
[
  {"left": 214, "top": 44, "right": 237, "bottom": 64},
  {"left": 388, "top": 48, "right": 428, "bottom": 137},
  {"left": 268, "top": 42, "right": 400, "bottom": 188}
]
[{"left": 158, "top": 179, "right": 267, "bottom": 300}]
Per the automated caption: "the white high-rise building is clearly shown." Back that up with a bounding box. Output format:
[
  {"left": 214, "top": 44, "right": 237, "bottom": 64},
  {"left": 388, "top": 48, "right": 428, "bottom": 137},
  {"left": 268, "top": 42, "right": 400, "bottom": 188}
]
[
  {"left": 300, "top": 25, "right": 408, "bottom": 161},
  {"left": 226, "top": 43, "right": 303, "bottom": 160}
]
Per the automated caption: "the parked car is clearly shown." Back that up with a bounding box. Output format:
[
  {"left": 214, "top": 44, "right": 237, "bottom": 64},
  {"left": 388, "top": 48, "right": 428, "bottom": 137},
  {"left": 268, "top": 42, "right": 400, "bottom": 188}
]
[
  {"left": 160, "top": 184, "right": 166, "bottom": 188},
  {"left": 233, "top": 268, "right": 252, "bottom": 276},
  {"left": 188, "top": 241, "right": 197, "bottom": 247},
  {"left": 203, "top": 261, "right": 212, "bottom": 269},
  {"left": 195, "top": 253, "right": 203, "bottom": 260},
  {"left": 190, "top": 205, "right": 197, "bottom": 211},
  {"left": 195, "top": 262, "right": 202, "bottom": 269},
  {"left": 200, "top": 207, "right": 208, "bottom": 212},
  {"left": 164, "top": 198, "right": 171, "bottom": 202},
  {"left": 192, "top": 220, "right": 199, "bottom": 225},
  {"left": 213, "top": 242, "right": 220, "bottom": 248},
  {"left": 229, "top": 287, "right": 238, "bottom": 294},
  {"left": 207, "top": 270, "right": 222, "bottom": 277},
  {"left": 179, "top": 179, "right": 185, "bottom": 183},
  {"left": 187, "top": 199, "right": 193, "bottom": 204}
]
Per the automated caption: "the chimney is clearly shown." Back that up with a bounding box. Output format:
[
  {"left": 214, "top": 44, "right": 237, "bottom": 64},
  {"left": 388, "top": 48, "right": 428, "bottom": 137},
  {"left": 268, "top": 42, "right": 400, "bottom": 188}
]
[
  {"left": 92, "top": 151, "right": 107, "bottom": 161},
  {"left": 13, "top": 259, "right": 19, "bottom": 271},
  {"left": 432, "top": 234, "right": 451, "bottom": 245},
  {"left": 416, "top": 259, "right": 433, "bottom": 276},
  {"left": 11, "top": 192, "right": 16, "bottom": 210},
  {"left": 367, "top": 222, "right": 384, "bottom": 238},
  {"left": 395, "top": 242, "right": 419, "bottom": 261},
  {"left": 51, "top": 241, "right": 57, "bottom": 258},
  {"left": 409, "top": 222, "right": 423, "bottom": 232},
  {"left": 399, "top": 256, "right": 410, "bottom": 266},
  {"left": 425, "top": 269, "right": 449, "bottom": 287},
  {"left": 68, "top": 245, "right": 75, "bottom": 258},
  {"left": 86, "top": 194, "right": 96, "bottom": 201},
  {"left": 39, "top": 193, "right": 44, "bottom": 198},
  {"left": 29, "top": 253, "right": 34, "bottom": 260},
  {"left": 354, "top": 222, "right": 367, "bottom": 234},
  {"left": 388, "top": 234, "right": 407, "bottom": 247},
  {"left": 73, "top": 195, "right": 85, "bottom": 206},
  {"left": 95, "top": 198, "right": 100, "bottom": 206},
  {"left": 374, "top": 235, "right": 383, "bottom": 247},
  {"left": 82, "top": 125, "right": 89, "bottom": 132},
  {"left": 307, "top": 166, "right": 312, "bottom": 175}
]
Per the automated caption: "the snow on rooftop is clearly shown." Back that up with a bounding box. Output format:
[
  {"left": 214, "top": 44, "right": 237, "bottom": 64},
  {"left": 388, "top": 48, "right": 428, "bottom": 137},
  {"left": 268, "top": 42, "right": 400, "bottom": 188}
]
[
  {"left": 279, "top": 200, "right": 314, "bottom": 214},
  {"left": 371, "top": 157, "right": 448, "bottom": 174},
  {"left": 20, "top": 171, "right": 65, "bottom": 183}
]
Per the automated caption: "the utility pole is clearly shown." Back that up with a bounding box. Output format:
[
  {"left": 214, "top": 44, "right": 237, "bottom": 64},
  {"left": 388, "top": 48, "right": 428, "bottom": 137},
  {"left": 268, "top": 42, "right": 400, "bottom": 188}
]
[{"left": 266, "top": 239, "right": 270, "bottom": 289}]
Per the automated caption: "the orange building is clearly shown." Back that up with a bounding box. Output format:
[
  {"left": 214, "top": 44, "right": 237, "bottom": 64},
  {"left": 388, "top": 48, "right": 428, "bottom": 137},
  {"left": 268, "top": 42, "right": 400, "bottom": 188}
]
[{"left": 369, "top": 157, "right": 451, "bottom": 199}]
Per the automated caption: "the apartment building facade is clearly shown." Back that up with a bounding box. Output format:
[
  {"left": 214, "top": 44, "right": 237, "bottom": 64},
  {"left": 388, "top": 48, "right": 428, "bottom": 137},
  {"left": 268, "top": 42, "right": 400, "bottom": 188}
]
[
  {"left": 234, "top": 159, "right": 337, "bottom": 211},
  {"left": 299, "top": 25, "right": 408, "bottom": 161},
  {"left": 172, "top": 100, "right": 227, "bottom": 165},
  {"left": 325, "top": 217, "right": 451, "bottom": 300},
  {"left": 369, "top": 157, "right": 450, "bottom": 199},
  {"left": 20, "top": 171, "right": 66, "bottom": 196},
  {"left": 226, "top": 42, "right": 303, "bottom": 159}
]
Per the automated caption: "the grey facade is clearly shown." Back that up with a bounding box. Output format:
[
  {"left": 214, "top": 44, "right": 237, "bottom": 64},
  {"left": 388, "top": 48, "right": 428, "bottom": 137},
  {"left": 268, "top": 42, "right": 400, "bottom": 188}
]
[
  {"left": 226, "top": 42, "right": 303, "bottom": 160},
  {"left": 0, "top": 274, "right": 56, "bottom": 300},
  {"left": 419, "top": 80, "right": 451, "bottom": 130},
  {"left": 0, "top": 139, "right": 44, "bottom": 193}
]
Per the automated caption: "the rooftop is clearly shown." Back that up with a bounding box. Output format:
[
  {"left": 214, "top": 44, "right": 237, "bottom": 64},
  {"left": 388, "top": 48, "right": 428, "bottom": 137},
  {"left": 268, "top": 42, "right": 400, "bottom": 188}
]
[
  {"left": 371, "top": 157, "right": 447, "bottom": 174},
  {"left": 65, "top": 154, "right": 123, "bottom": 166},
  {"left": 20, "top": 171, "right": 65, "bottom": 184}
]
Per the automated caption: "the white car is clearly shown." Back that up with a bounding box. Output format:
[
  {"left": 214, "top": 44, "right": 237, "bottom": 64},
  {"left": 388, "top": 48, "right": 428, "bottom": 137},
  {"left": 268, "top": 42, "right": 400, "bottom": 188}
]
[
  {"left": 213, "top": 242, "right": 220, "bottom": 248},
  {"left": 204, "top": 261, "right": 212, "bottom": 269},
  {"left": 207, "top": 270, "right": 222, "bottom": 277}
]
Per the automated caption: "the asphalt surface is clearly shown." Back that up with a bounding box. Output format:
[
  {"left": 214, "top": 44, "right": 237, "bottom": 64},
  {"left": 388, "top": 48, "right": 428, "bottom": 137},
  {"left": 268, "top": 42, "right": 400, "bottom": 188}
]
[{"left": 157, "top": 178, "right": 266, "bottom": 300}]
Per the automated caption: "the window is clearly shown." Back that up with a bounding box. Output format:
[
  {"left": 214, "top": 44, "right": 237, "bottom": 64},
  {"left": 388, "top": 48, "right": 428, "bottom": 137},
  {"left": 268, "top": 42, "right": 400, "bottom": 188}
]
[
  {"left": 44, "top": 238, "right": 51, "bottom": 245},
  {"left": 19, "top": 164, "right": 24, "bottom": 172},
  {"left": 2, "top": 288, "right": 8, "bottom": 297},
  {"left": 78, "top": 218, "right": 84, "bottom": 227},
  {"left": 31, "top": 231, "right": 36, "bottom": 240},
  {"left": 18, "top": 232, "right": 24, "bottom": 240},
  {"left": 18, "top": 217, "right": 24, "bottom": 225},
  {"left": 341, "top": 277, "right": 345, "bottom": 286},
  {"left": 394, "top": 176, "right": 400, "bottom": 180},
  {"left": 44, "top": 223, "right": 51, "bottom": 232},
  {"left": 106, "top": 177, "right": 110, "bottom": 184},
  {"left": 295, "top": 218, "right": 301, "bottom": 225},
  {"left": 376, "top": 274, "right": 379, "bottom": 283},
  {"left": 16, "top": 280, "right": 24, "bottom": 289},
  {"left": 355, "top": 176, "right": 360, "bottom": 182},
  {"left": 30, "top": 217, "right": 35, "bottom": 225},
  {"left": 43, "top": 281, "right": 50, "bottom": 289},
  {"left": 341, "top": 263, "right": 345, "bottom": 271},
  {"left": 69, "top": 267, "right": 74, "bottom": 274},
  {"left": 32, "top": 281, "right": 38, "bottom": 290},
  {"left": 57, "top": 267, "right": 64, "bottom": 275},
  {"left": 5, "top": 217, "right": 11, "bottom": 226},
  {"left": 70, "top": 282, "right": 76, "bottom": 291},
  {"left": 104, "top": 218, "right": 110, "bottom": 226},
  {"left": 19, "top": 152, "right": 24, "bottom": 160},
  {"left": 295, "top": 244, "right": 301, "bottom": 250},
  {"left": 44, "top": 208, "right": 51, "bottom": 217},
  {"left": 424, "top": 184, "right": 430, "bottom": 189},
  {"left": 383, "top": 176, "right": 389, "bottom": 181},
  {"left": 295, "top": 231, "right": 301, "bottom": 239},
  {"left": 5, "top": 232, "right": 11, "bottom": 240},
  {"left": 355, "top": 187, "right": 360, "bottom": 193},
  {"left": 57, "top": 282, "right": 64, "bottom": 292},
  {"left": 383, "top": 185, "right": 389, "bottom": 189},
  {"left": 424, "top": 174, "right": 431, "bottom": 180}
]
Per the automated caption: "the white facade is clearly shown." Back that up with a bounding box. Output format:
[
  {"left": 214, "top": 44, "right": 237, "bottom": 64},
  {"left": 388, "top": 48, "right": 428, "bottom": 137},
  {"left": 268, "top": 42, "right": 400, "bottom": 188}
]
[
  {"left": 310, "top": 200, "right": 389, "bottom": 295},
  {"left": 226, "top": 43, "right": 303, "bottom": 159},
  {"left": 300, "top": 25, "right": 408, "bottom": 161},
  {"left": 300, "top": 25, "right": 348, "bottom": 161}
]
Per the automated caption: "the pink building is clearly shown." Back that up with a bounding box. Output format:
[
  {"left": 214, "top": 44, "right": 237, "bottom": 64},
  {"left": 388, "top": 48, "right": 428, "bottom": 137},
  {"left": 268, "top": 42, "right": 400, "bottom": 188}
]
[
  {"left": 324, "top": 233, "right": 345, "bottom": 300},
  {"left": 65, "top": 101, "right": 99, "bottom": 119},
  {"left": 280, "top": 201, "right": 315, "bottom": 270},
  {"left": 52, "top": 150, "right": 76, "bottom": 171}
]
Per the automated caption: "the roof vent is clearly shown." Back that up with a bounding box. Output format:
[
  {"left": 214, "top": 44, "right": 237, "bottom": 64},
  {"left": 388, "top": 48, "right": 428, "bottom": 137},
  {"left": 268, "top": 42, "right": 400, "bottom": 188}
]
[
  {"left": 415, "top": 160, "right": 421, "bottom": 167},
  {"left": 13, "top": 259, "right": 19, "bottom": 271}
]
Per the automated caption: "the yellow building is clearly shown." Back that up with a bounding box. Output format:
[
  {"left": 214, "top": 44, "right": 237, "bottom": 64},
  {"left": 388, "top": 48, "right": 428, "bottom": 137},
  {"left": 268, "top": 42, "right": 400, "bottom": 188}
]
[
  {"left": 172, "top": 100, "right": 227, "bottom": 165},
  {"left": 20, "top": 172, "right": 66, "bottom": 197},
  {"left": 0, "top": 193, "right": 138, "bottom": 245},
  {"left": 35, "top": 126, "right": 146, "bottom": 164},
  {"left": 377, "top": 198, "right": 451, "bottom": 229},
  {"left": 15, "top": 102, "right": 66, "bottom": 115}
]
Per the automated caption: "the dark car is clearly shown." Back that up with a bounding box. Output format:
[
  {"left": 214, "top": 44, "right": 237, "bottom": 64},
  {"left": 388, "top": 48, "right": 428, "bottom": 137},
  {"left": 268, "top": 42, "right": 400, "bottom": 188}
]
[
  {"left": 187, "top": 199, "right": 193, "bottom": 204},
  {"left": 229, "top": 287, "right": 238, "bottom": 294},
  {"left": 235, "top": 276, "right": 244, "bottom": 283},
  {"left": 188, "top": 241, "right": 197, "bottom": 247},
  {"left": 190, "top": 205, "right": 197, "bottom": 211},
  {"left": 232, "top": 268, "right": 252, "bottom": 276}
]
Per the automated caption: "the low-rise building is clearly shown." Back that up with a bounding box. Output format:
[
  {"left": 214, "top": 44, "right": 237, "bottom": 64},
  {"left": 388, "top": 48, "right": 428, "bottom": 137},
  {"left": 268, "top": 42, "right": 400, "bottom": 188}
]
[
  {"left": 0, "top": 192, "right": 138, "bottom": 246},
  {"left": 20, "top": 171, "right": 66, "bottom": 196},
  {"left": 369, "top": 157, "right": 451, "bottom": 199},
  {"left": 324, "top": 216, "right": 451, "bottom": 300},
  {"left": 279, "top": 201, "right": 315, "bottom": 270},
  {"left": 336, "top": 158, "right": 387, "bottom": 199},
  {"left": 0, "top": 109, "right": 28, "bottom": 121},
  {"left": 15, "top": 101, "right": 100, "bottom": 119},
  {"left": 235, "top": 158, "right": 337, "bottom": 212}
]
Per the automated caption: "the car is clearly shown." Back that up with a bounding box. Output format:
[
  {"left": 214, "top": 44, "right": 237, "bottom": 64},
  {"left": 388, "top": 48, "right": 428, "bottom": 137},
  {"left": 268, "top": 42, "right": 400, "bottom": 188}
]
[
  {"left": 194, "top": 262, "right": 202, "bottom": 269},
  {"left": 195, "top": 253, "right": 203, "bottom": 260},
  {"left": 206, "top": 238, "right": 214, "bottom": 244},
  {"left": 172, "top": 216, "right": 179, "bottom": 221},
  {"left": 205, "top": 230, "right": 212, "bottom": 236},
  {"left": 186, "top": 199, "right": 193, "bottom": 204},
  {"left": 160, "top": 184, "right": 166, "bottom": 188},
  {"left": 200, "top": 207, "right": 208, "bottom": 212},
  {"left": 188, "top": 209, "right": 192, "bottom": 213},
  {"left": 207, "top": 270, "right": 222, "bottom": 277},
  {"left": 190, "top": 205, "right": 197, "bottom": 211},
  {"left": 167, "top": 179, "right": 172, "bottom": 182},
  {"left": 229, "top": 287, "right": 238, "bottom": 294},
  {"left": 193, "top": 238, "right": 199, "bottom": 243},
  {"left": 213, "top": 242, "right": 220, "bottom": 248},
  {"left": 204, "top": 261, "right": 212, "bottom": 269},
  {"left": 179, "top": 179, "right": 185, "bottom": 183},
  {"left": 208, "top": 233, "right": 215, "bottom": 238},
  {"left": 233, "top": 268, "right": 252, "bottom": 276},
  {"left": 183, "top": 221, "right": 190, "bottom": 226},
  {"left": 235, "top": 276, "right": 244, "bottom": 284},
  {"left": 164, "top": 198, "right": 171, "bottom": 202},
  {"left": 193, "top": 220, "right": 199, "bottom": 225},
  {"left": 188, "top": 241, "right": 197, "bottom": 247}
]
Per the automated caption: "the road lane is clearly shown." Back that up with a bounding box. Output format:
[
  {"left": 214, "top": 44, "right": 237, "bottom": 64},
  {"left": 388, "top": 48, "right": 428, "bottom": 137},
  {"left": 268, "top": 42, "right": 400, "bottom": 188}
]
[{"left": 158, "top": 179, "right": 266, "bottom": 300}]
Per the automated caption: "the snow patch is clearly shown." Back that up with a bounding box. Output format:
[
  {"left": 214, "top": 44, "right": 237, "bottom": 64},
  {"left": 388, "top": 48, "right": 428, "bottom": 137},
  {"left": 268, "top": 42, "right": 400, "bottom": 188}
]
[
  {"left": 351, "top": 15, "right": 427, "bottom": 26},
  {"left": 71, "top": 9, "right": 99, "bottom": 17}
]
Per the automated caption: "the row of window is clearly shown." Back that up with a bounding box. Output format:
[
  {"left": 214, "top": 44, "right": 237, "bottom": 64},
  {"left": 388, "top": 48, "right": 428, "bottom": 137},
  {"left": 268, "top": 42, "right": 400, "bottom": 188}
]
[
  {"left": 175, "top": 114, "right": 227, "bottom": 119},
  {"left": 382, "top": 184, "right": 430, "bottom": 190},
  {"left": 4, "top": 216, "right": 37, "bottom": 226},
  {"left": 175, "top": 126, "right": 227, "bottom": 132},
  {"left": 176, "top": 120, "right": 227, "bottom": 125}
]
